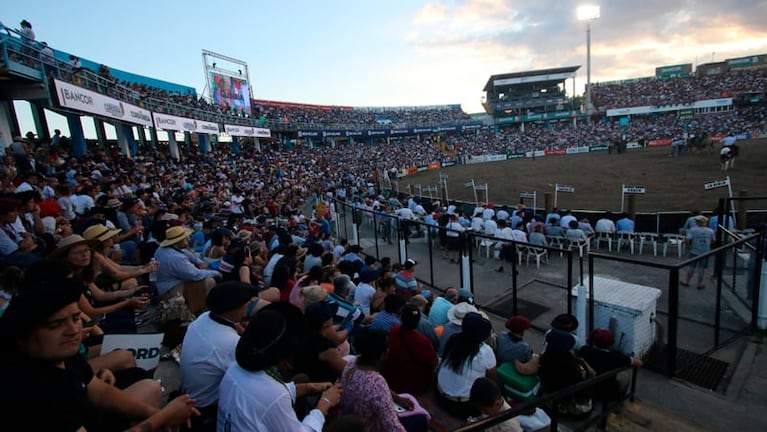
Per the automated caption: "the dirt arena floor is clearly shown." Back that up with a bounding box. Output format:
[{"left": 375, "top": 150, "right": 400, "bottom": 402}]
[{"left": 403, "top": 139, "right": 767, "bottom": 212}]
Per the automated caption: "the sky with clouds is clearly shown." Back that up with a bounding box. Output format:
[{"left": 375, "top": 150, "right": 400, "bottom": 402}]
[{"left": 5, "top": 0, "right": 767, "bottom": 117}]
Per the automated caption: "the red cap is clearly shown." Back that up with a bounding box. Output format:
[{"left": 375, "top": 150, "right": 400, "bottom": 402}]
[{"left": 505, "top": 315, "right": 532, "bottom": 333}]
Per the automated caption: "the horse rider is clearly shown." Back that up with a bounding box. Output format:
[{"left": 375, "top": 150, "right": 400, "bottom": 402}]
[{"left": 721, "top": 132, "right": 738, "bottom": 158}]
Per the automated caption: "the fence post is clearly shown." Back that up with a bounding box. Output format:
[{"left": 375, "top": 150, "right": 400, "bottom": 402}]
[
  {"left": 668, "top": 268, "right": 680, "bottom": 377},
  {"left": 737, "top": 190, "right": 748, "bottom": 230}
]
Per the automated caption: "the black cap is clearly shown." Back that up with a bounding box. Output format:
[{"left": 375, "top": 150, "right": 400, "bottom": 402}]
[{"left": 206, "top": 281, "right": 259, "bottom": 314}]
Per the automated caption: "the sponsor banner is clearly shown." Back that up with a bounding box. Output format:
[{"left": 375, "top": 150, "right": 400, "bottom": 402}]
[
  {"left": 366, "top": 130, "right": 388, "bottom": 137},
  {"left": 298, "top": 130, "right": 321, "bottom": 138},
  {"left": 322, "top": 130, "right": 343, "bottom": 138},
  {"left": 520, "top": 192, "right": 536, "bottom": 199},
  {"left": 507, "top": 153, "right": 526, "bottom": 159},
  {"left": 486, "top": 154, "right": 507, "bottom": 162},
  {"left": 606, "top": 98, "right": 732, "bottom": 117},
  {"left": 195, "top": 120, "right": 220, "bottom": 135},
  {"left": 545, "top": 149, "right": 567, "bottom": 156},
  {"left": 735, "top": 133, "right": 750, "bottom": 140},
  {"left": 253, "top": 127, "right": 271, "bottom": 138},
  {"left": 727, "top": 54, "right": 766, "bottom": 69},
  {"left": 556, "top": 184, "right": 575, "bottom": 193},
  {"left": 623, "top": 186, "right": 646, "bottom": 194},
  {"left": 344, "top": 130, "right": 364, "bottom": 137},
  {"left": 101, "top": 333, "right": 164, "bottom": 371},
  {"left": 626, "top": 142, "right": 641, "bottom": 149},
  {"left": 704, "top": 178, "right": 730, "bottom": 190},
  {"left": 525, "top": 150, "right": 546, "bottom": 158},
  {"left": 436, "top": 126, "right": 457, "bottom": 132},
  {"left": 53, "top": 79, "right": 153, "bottom": 127},
  {"left": 709, "top": 134, "right": 725, "bottom": 140},
  {"left": 565, "top": 146, "right": 589, "bottom": 155},
  {"left": 224, "top": 125, "right": 271, "bottom": 138},
  {"left": 152, "top": 113, "right": 193, "bottom": 132},
  {"left": 467, "top": 155, "right": 488, "bottom": 164},
  {"left": 390, "top": 128, "right": 410, "bottom": 136},
  {"left": 460, "top": 124, "right": 482, "bottom": 131},
  {"left": 441, "top": 160, "right": 456, "bottom": 167},
  {"left": 427, "top": 162, "right": 441, "bottom": 170},
  {"left": 589, "top": 144, "right": 608, "bottom": 152},
  {"left": 416, "top": 165, "right": 428, "bottom": 172},
  {"left": 647, "top": 139, "right": 672, "bottom": 147},
  {"left": 655, "top": 63, "right": 693, "bottom": 78},
  {"left": 406, "top": 167, "right": 417, "bottom": 175}
]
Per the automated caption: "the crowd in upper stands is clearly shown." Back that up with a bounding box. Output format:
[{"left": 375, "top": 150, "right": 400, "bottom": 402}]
[{"left": 591, "top": 68, "right": 767, "bottom": 109}]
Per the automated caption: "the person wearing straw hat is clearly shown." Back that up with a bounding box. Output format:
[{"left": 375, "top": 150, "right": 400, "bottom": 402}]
[
  {"left": 0, "top": 260, "right": 200, "bottom": 431},
  {"left": 218, "top": 302, "right": 343, "bottom": 431},
  {"left": 83, "top": 223, "right": 160, "bottom": 294},
  {"left": 52, "top": 234, "right": 151, "bottom": 334},
  {"left": 152, "top": 225, "right": 221, "bottom": 316}
]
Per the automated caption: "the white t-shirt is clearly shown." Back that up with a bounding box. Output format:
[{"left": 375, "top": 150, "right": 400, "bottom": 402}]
[
  {"left": 262, "top": 253, "right": 284, "bottom": 287},
  {"left": 354, "top": 282, "right": 376, "bottom": 315},
  {"left": 437, "top": 343, "right": 496, "bottom": 398},
  {"left": 218, "top": 365, "right": 326, "bottom": 432},
  {"left": 179, "top": 312, "right": 240, "bottom": 407}
]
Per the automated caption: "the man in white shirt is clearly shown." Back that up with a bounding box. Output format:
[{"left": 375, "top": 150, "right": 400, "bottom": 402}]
[
  {"left": 595, "top": 212, "right": 616, "bottom": 234},
  {"left": 180, "top": 282, "right": 268, "bottom": 431}
]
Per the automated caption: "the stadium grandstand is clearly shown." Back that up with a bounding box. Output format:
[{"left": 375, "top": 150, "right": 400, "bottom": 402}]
[
  {"left": 2, "top": 16, "right": 767, "bottom": 432},
  {"left": 482, "top": 66, "right": 580, "bottom": 125},
  {"left": 0, "top": 26, "right": 765, "bottom": 175}
]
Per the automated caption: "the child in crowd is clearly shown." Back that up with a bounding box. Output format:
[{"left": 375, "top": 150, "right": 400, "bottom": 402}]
[{"left": 468, "top": 377, "right": 523, "bottom": 432}]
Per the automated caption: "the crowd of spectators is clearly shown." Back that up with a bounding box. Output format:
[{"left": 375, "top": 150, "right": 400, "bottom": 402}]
[{"left": 592, "top": 68, "right": 767, "bottom": 109}]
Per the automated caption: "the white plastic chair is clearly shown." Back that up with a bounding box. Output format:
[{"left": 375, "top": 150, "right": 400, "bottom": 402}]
[
  {"left": 568, "top": 237, "right": 590, "bottom": 257},
  {"left": 592, "top": 231, "right": 613, "bottom": 252},
  {"left": 546, "top": 235, "right": 566, "bottom": 257},
  {"left": 637, "top": 232, "right": 659, "bottom": 256},
  {"left": 525, "top": 246, "right": 549, "bottom": 269},
  {"left": 663, "top": 233, "right": 686, "bottom": 258},
  {"left": 616, "top": 232, "right": 636, "bottom": 254},
  {"left": 478, "top": 238, "right": 495, "bottom": 259}
]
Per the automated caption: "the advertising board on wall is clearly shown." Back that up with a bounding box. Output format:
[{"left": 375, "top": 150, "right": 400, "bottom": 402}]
[{"left": 53, "top": 79, "right": 153, "bottom": 127}]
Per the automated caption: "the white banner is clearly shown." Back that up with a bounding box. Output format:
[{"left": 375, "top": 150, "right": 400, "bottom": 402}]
[
  {"left": 486, "top": 154, "right": 507, "bottom": 162},
  {"left": 622, "top": 186, "right": 646, "bottom": 194},
  {"left": 101, "top": 333, "right": 164, "bottom": 371},
  {"left": 54, "top": 79, "right": 153, "bottom": 127},
  {"left": 520, "top": 192, "right": 536, "bottom": 199},
  {"left": 525, "top": 150, "right": 546, "bottom": 158},
  {"left": 565, "top": 146, "right": 590, "bottom": 155},
  {"left": 224, "top": 124, "right": 272, "bottom": 138},
  {"left": 704, "top": 178, "right": 730, "bottom": 190},
  {"left": 556, "top": 184, "right": 575, "bottom": 193},
  {"left": 152, "top": 113, "right": 194, "bottom": 132},
  {"left": 195, "top": 120, "right": 220, "bottom": 135}
]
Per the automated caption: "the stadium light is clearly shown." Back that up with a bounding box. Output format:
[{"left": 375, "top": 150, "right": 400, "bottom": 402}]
[{"left": 577, "top": 4, "right": 600, "bottom": 117}]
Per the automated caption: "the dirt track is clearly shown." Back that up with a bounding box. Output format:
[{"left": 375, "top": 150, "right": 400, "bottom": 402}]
[{"left": 403, "top": 139, "right": 767, "bottom": 212}]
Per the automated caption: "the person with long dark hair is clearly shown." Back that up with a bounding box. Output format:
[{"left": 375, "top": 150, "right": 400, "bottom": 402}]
[
  {"left": 339, "top": 327, "right": 428, "bottom": 432},
  {"left": 436, "top": 312, "right": 496, "bottom": 419}
]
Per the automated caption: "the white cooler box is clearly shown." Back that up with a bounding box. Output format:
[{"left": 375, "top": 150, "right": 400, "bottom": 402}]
[{"left": 572, "top": 275, "right": 662, "bottom": 357}]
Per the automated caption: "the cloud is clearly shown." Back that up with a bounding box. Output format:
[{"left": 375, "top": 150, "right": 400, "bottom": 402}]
[{"left": 403, "top": 0, "right": 767, "bottom": 110}]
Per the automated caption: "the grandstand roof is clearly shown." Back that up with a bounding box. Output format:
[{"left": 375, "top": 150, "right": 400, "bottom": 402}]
[{"left": 483, "top": 66, "right": 580, "bottom": 92}]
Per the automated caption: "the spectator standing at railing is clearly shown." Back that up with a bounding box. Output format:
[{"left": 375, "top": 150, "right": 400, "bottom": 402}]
[
  {"left": 38, "top": 42, "right": 61, "bottom": 80},
  {"left": 17, "top": 20, "right": 35, "bottom": 56}
]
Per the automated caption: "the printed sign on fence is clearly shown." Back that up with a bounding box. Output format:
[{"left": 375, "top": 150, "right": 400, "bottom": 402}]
[{"left": 101, "top": 333, "right": 164, "bottom": 371}]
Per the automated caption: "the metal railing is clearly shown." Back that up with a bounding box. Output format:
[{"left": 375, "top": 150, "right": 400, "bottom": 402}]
[{"left": 451, "top": 366, "right": 638, "bottom": 432}]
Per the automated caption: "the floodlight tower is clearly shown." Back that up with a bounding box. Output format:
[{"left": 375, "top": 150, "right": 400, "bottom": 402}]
[{"left": 577, "top": 4, "right": 600, "bottom": 117}]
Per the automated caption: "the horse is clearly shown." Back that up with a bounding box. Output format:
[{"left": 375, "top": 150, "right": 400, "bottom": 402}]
[
  {"left": 691, "top": 136, "right": 717, "bottom": 154},
  {"left": 720, "top": 146, "right": 735, "bottom": 171}
]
